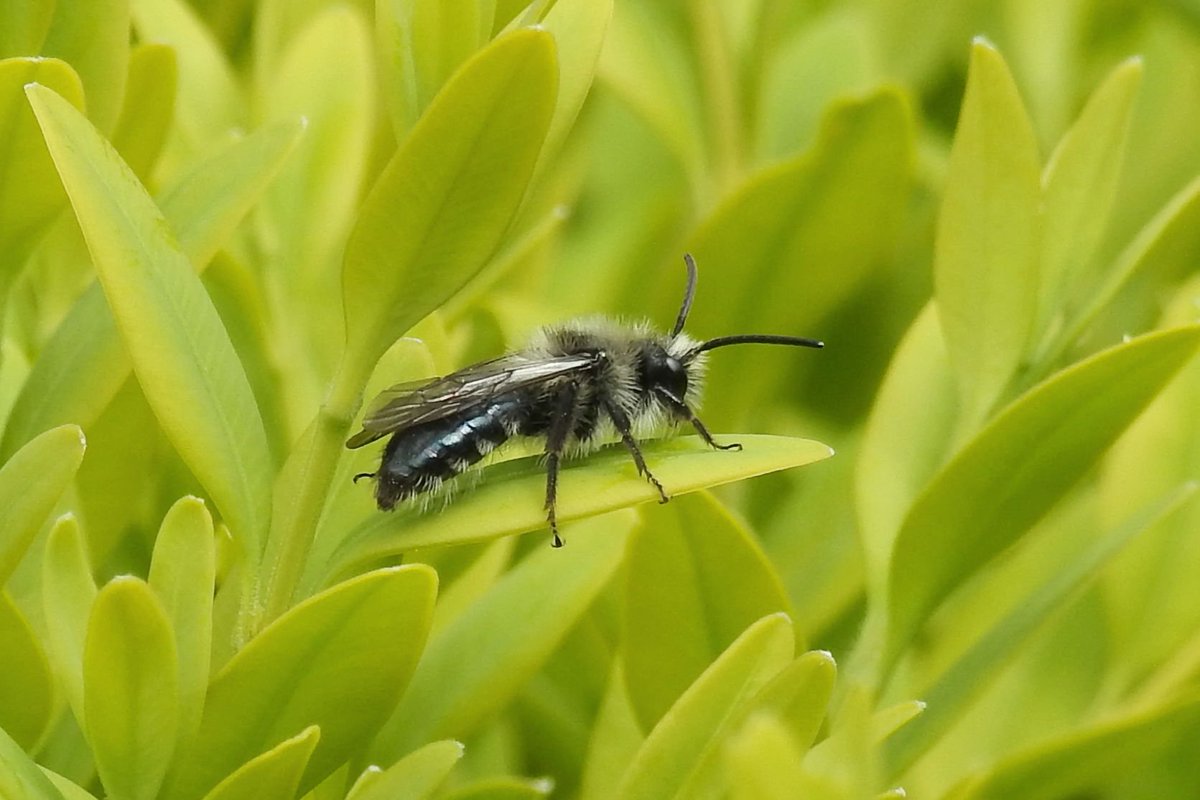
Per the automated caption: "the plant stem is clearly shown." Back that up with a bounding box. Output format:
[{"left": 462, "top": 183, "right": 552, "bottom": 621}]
[{"left": 248, "top": 355, "right": 366, "bottom": 633}]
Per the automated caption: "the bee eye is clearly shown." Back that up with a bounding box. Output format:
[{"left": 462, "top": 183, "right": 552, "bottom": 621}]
[{"left": 643, "top": 350, "right": 688, "bottom": 399}]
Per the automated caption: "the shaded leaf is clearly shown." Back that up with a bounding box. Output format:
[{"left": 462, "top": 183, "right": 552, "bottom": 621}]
[
  {"left": 0, "top": 424, "right": 86, "bottom": 585},
  {"left": 341, "top": 27, "right": 558, "bottom": 381},
  {"left": 110, "top": 43, "right": 178, "bottom": 181},
  {"left": 0, "top": 590, "right": 54, "bottom": 749},
  {"left": 0, "top": 725, "right": 66, "bottom": 800},
  {"left": 40, "top": 0, "right": 130, "bottom": 131},
  {"left": 624, "top": 492, "right": 792, "bottom": 730},
  {"left": 886, "top": 325, "right": 1200, "bottom": 667},
  {"left": 371, "top": 514, "right": 632, "bottom": 762},
  {"left": 616, "top": 613, "right": 795, "bottom": 799}
]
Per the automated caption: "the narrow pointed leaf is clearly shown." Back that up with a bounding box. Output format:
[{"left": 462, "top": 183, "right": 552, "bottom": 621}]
[
  {"left": 371, "top": 516, "right": 631, "bottom": 763},
  {"left": 110, "top": 43, "right": 177, "bottom": 180},
  {"left": 40, "top": 0, "right": 130, "bottom": 131},
  {"left": 41, "top": 514, "right": 96, "bottom": 722},
  {"left": 580, "top": 660, "right": 644, "bottom": 800},
  {"left": 0, "top": 726, "right": 66, "bottom": 800},
  {"left": 947, "top": 693, "right": 1200, "bottom": 800},
  {"left": 167, "top": 565, "right": 437, "bottom": 799},
  {"left": 0, "top": 57, "right": 82, "bottom": 265},
  {"left": 724, "top": 714, "right": 808, "bottom": 800},
  {"left": 1, "top": 116, "right": 302, "bottom": 458},
  {"left": 616, "top": 613, "right": 795, "bottom": 800},
  {"left": 0, "top": 424, "right": 86, "bottom": 585},
  {"left": 0, "top": 590, "right": 54, "bottom": 749},
  {"left": 884, "top": 485, "right": 1195, "bottom": 779},
  {"left": 624, "top": 492, "right": 792, "bottom": 731},
  {"left": 42, "top": 770, "right": 99, "bottom": 800},
  {"left": 148, "top": 496, "right": 215, "bottom": 743},
  {"left": 886, "top": 325, "right": 1200, "bottom": 666},
  {"left": 341, "top": 27, "right": 558, "bottom": 380},
  {"left": 1039, "top": 58, "right": 1142, "bottom": 331},
  {"left": 26, "top": 83, "right": 273, "bottom": 552},
  {"left": 84, "top": 577, "right": 180, "bottom": 800},
  {"left": 200, "top": 726, "right": 320, "bottom": 800},
  {"left": 347, "top": 739, "right": 464, "bottom": 800},
  {"left": 934, "top": 39, "right": 1041, "bottom": 425},
  {"left": 329, "top": 435, "right": 831, "bottom": 579}
]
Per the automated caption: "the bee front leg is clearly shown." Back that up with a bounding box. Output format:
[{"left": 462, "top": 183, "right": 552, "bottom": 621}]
[
  {"left": 655, "top": 388, "right": 742, "bottom": 452},
  {"left": 544, "top": 381, "right": 580, "bottom": 548},
  {"left": 604, "top": 401, "right": 670, "bottom": 503}
]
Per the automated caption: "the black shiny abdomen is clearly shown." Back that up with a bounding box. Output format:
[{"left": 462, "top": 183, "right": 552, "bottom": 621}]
[{"left": 374, "top": 396, "right": 526, "bottom": 509}]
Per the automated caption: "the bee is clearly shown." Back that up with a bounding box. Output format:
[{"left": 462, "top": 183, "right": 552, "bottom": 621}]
[{"left": 347, "top": 254, "right": 823, "bottom": 547}]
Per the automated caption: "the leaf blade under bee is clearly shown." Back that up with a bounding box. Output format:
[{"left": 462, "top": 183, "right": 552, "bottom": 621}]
[{"left": 320, "top": 434, "right": 833, "bottom": 588}]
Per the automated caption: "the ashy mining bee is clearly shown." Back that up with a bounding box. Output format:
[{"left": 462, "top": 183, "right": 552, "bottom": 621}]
[{"left": 347, "top": 254, "right": 823, "bottom": 546}]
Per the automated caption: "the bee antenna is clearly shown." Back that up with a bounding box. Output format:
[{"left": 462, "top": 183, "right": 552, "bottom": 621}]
[
  {"left": 695, "top": 334, "right": 825, "bottom": 353},
  {"left": 670, "top": 253, "right": 699, "bottom": 338}
]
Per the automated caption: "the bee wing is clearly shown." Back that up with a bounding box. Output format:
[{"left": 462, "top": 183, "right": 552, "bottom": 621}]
[{"left": 345, "top": 354, "right": 594, "bottom": 449}]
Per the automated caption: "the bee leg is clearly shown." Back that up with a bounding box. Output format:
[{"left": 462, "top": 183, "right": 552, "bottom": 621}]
[
  {"left": 655, "top": 389, "right": 742, "bottom": 451},
  {"left": 544, "top": 382, "right": 580, "bottom": 548},
  {"left": 605, "top": 402, "right": 669, "bottom": 503}
]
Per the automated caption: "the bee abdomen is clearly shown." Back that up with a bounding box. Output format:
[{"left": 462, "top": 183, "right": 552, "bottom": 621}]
[{"left": 374, "top": 398, "right": 523, "bottom": 509}]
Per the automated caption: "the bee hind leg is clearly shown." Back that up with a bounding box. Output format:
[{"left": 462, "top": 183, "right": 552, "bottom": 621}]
[
  {"left": 605, "top": 402, "right": 670, "bottom": 503},
  {"left": 544, "top": 382, "right": 580, "bottom": 548}
]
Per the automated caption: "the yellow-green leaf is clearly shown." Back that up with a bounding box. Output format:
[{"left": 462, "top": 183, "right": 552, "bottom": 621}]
[
  {"left": 934, "top": 39, "right": 1041, "bottom": 427},
  {"left": 200, "top": 726, "right": 320, "bottom": 800},
  {"left": 624, "top": 492, "right": 793, "bottom": 731},
  {"left": 167, "top": 565, "right": 437, "bottom": 799},
  {"left": 40, "top": 514, "right": 96, "bottom": 723},
  {"left": 0, "top": 726, "right": 66, "bottom": 800},
  {"left": 0, "top": 424, "right": 85, "bottom": 585},
  {"left": 0, "top": 590, "right": 53, "bottom": 749},
  {"left": 347, "top": 739, "right": 464, "bottom": 800},
  {"left": 886, "top": 325, "right": 1200, "bottom": 667},
  {"left": 326, "top": 435, "right": 832, "bottom": 580},
  {"left": 26, "top": 83, "right": 273, "bottom": 553},
  {"left": 84, "top": 577, "right": 180, "bottom": 800},
  {"left": 40, "top": 0, "right": 130, "bottom": 131}
]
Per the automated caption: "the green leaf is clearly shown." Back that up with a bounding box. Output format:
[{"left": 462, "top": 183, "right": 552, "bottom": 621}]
[
  {"left": 110, "top": 44, "right": 178, "bottom": 181},
  {"left": 885, "top": 324, "right": 1200, "bottom": 668},
  {"left": 40, "top": 514, "right": 96, "bottom": 724},
  {"left": 723, "top": 714, "right": 808, "bottom": 800},
  {"left": 1, "top": 115, "right": 303, "bottom": 459},
  {"left": 856, "top": 302, "right": 958, "bottom": 593},
  {"left": 0, "top": 424, "right": 86, "bottom": 585},
  {"left": 883, "top": 485, "right": 1195, "bottom": 780},
  {"left": 340, "top": 27, "right": 558, "bottom": 381},
  {"left": 934, "top": 38, "right": 1041, "bottom": 427},
  {"left": 441, "top": 777, "right": 553, "bottom": 800},
  {"left": 375, "top": 0, "right": 496, "bottom": 137},
  {"left": 326, "top": 435, "right": 831, "bottom": 579},
  {"left": 200, "top": 726, "right": 320, "bottom": 800},
  {"left": 148, "top": 496, "right": 215, "bottom": 744},
  {"left": 0, "top": 590, "right": 54, "bottom": 749},
  {"left": 616, "top": 613, "right": 795, "bottom": 800},
  {"left": 624, "top": 492, "right": 793, "bottom": 731},
  {"left": 0, "top": 57, "right": 83, "bottom": 270},
  {"left": 692, "top": 89, "right": 910, "bottom": 346},
  {"left": 946, "top": 693, "right": 1200, "bottom": 800},
  {"left": 370, "top": 514, "right": 632, "bottom": 762},
  {"left": 580, "top": 660, "right": 645, "bottom": 800},
  {"left": 26, "top": 83, "right": 273, "bottom": 554},
  {"left": 167, "top": 565, "right": 438, "bottom": 799},
  {"left": 0, "top": 725, "right": 66, "bottom": 800},
  {"left": 129, "top": 0, "right": 244, "bottom": 162},
  {"left": 347, "top": 739, "right": 464, "bottom": 800},
  {"left": 84, "top": 577, "right": 180, "bottom": 800},
  {"left": 1037, "top": 58, "right": 1142, "bottom": 339},
  {"left": 40, "top": 0, "right": 130, "bottom": 131},
  {"left": 0, "top": 2, "right": 54, "bottom": 55},
  {"left": 42, "top": 770, "right": 99, "bottom": 800},
  {"left": 534, "top": 0, "right": 613, "bottom": 174}
]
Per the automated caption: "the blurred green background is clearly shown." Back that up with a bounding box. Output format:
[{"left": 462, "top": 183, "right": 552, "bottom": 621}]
[{"left": 5, "top": 0, "right": 1200, "bottom": 797}]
